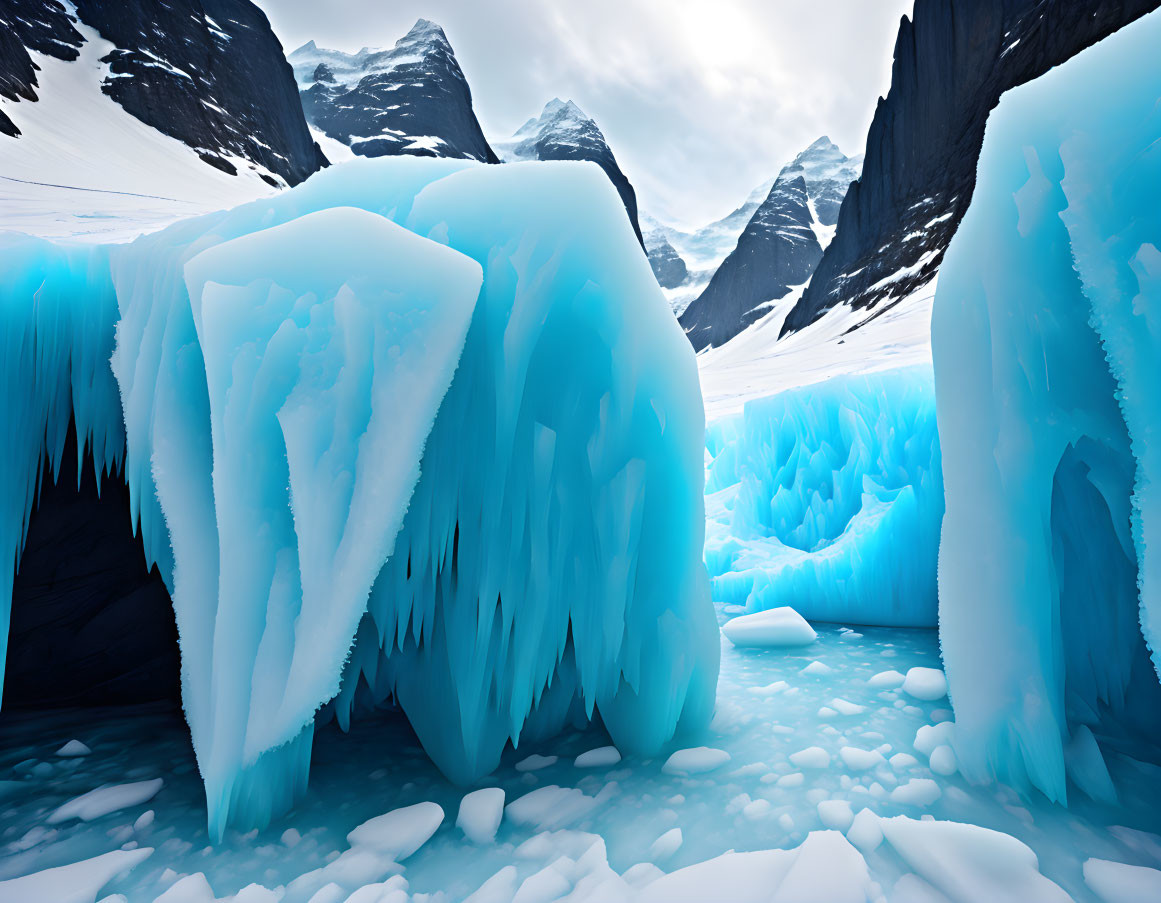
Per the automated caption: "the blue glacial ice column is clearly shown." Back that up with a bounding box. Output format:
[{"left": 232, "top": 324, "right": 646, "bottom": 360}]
[
  {"left": 96, "top": 156, "right": 717, "bottom": 834},
  {"left": 703, "top": 367, "right": 943, "bottom": 627},
  {"left": 933, "top": 8, "right": 1161, "bottom": 804},
  {"left": 0, "top": 236, "right": 127, "bottom": 702},
  {"left": 332, "top": 161, "right": 720, "bottom": 783}
]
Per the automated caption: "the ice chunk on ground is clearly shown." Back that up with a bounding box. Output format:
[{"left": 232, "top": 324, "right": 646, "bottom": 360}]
[
  {"left": 704, "top": 366, "right": 943, "bottom": 627},
  {"left": 574, "top": 747, "right": 622, "bottom": 768},
  {"left": 346, "top": 802, "right": 443, "bottom": 861},
  {"left": 662, "top": 747, "right": 731, "bottom": 775},
  {"left": 1084, "top": 858, "right": 1161, "bottom": 903},
  {"left": 846, "top": 809, "right": 883, "bottom": 853},
  {"left": 879, "top": 816, "right": 1071, "bottom": 902},
  {"left": 914, "top": 722, "right": 955, "bottom": 757},
  {"left": 48, "top": 778, "right": 164, "bottom": 824},
  {"left": 932, "top": 9, "right": 1161, "bottom": 803},
  {"left": 515, "top": 755, "right": 558, "bottom": 772},
  {"left": 901, "top": 667, "right": 947, "bottom": 701},
  {"left": 56, "top": 740, "right": 91, "bottom": 757},
  {"left": 867, "top": 670, "right": 905, "bottom": 689},
  {"left": 840, "top": 747, "right": 885, "bottom": 771},
  {"left": 649, "top": 827, "right": 683, "bottom": 861},
  {"left": 817, "top": 800, "right": 854, "bottom": 831},
  {"left": 789, "top": 747, "right": 830, "bottom": 769},
  {"left": 928, "top": 745, "right": 957, "bottom": 776},
  {"left": 0, "top": 847, "right": 152, "bottom": 903},
  {"left": 505, "top": 785, "right": 612, "bottom": 831},
  {"left": 457, "top": 789, "right": 505, "bottom": 844},
  {"left": 890, "top": 779, "right": 941, "bottom": 807},
  {"left": 154, "top": 873, "right": 215, "bottom": 903},
  {"left": 720, "top": 607, "right": 816, "bottom": 647},
  {"left": 637, "top": 830, "right": 872, "bottom": 903}
]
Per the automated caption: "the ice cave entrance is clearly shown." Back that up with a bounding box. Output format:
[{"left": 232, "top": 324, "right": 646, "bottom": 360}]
[{"left": 4, "top": 426, "right": 178, "bottom": 709}]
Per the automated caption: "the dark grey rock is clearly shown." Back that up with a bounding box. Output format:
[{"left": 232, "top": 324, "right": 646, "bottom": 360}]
[
  {"left": 495, "top": 99, "right": 644, "bottom": 246},
  {"left": 290, "top": 20, "right": 498, "bottom": 163},
  {"left": 0, "top": 0, "right": 326, "bottom": 185},
  {"left": 783, "top": 0, "right": 1160, "bottom": 337},
  {"left": 680, "top": 138, "right": 859, "bottom": 350}
]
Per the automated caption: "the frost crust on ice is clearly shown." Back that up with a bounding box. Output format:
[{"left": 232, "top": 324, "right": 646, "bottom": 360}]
[
  {"left": 704, "top": 367, "right": 943, "bottom": 626},
  {"left": 0, "top": 157, "right": 718, "bottom": 837},
  {"left": 933, "top": 8, "right": 1161, "bottom": 803}
]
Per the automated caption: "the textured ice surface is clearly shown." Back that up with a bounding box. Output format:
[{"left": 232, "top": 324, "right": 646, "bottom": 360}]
[
  {"left": 933, "top": 8, "right": 1161, "bottom": 802},
  {"left": 704, "top": 366, "right": 943, "bottom": 626},
  {"left": 0, "top": 157, "right": 717, "bottom": 836},
  {"left": 4, "top": 617, "right": 1153, "bottom": 901}
]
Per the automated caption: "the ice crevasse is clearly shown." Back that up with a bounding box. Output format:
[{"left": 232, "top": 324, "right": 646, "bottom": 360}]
[
  {"left": 933, "top": 8, "right": 1161, "bottom": 805},
  {"left": 0, "top": 157, "right": 719, "bottom": 838},
  {"left": 704, "top": 367, "right": 943, "bottom": 627}
]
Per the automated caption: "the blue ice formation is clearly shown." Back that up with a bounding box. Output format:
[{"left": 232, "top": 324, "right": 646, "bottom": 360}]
[
  {"left": 933, "top": 8, "right": 1161, "bottom": 805},
  {"left": 704, "top": 367, "right": 943, "bottom": 627},
  {"left": 0, "top": 157, "right": 718, "bottom": 838}
]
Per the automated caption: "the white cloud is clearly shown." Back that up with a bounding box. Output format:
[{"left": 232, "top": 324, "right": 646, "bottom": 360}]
[{"left": 258, "top": 0, "right": 911, "bottom": 228}]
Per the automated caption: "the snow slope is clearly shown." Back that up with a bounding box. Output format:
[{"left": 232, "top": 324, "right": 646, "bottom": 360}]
[
  {"left": 0, "top": 17, "right": 279, "bottom": 241},
  {"left": 697, "top": 279, "right": 936, "bottom": 422}
]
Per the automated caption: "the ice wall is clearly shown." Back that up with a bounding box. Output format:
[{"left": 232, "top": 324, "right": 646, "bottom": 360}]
[
  {"left": 0, "top": 236, "right": 126, "bottom": 702},
  {"left": 703, "top": 367, "right": 943, "bottom": 627},
  {"left": 933, "top": 8, "right": 1161, "bottom": 804},
  {"left": 0, "top": 157, "right": 718, "bottom": 838},
  {"left": 331, "top": 163, "right": 718, "bottom": 786}
]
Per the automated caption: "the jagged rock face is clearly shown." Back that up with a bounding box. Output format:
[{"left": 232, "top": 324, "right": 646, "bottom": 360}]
[
  {"left": 0, "top": 1, "right": 80, "bottom": 137},
  {"left": 290, "top": 20, "right": 498, "bottom": 163},
  {"left": 680, "top": 138, "right": 860, "bottom": 351},
  {"left": 494, "top": 99, "right": 644, "bottom": 245},
  {"left": 782, "top": 0, "right": 1159, "bottom": 337},
  {"left": 0, "top": 0, "right": 326, "bottom": 184},
  {"left": 646, "top": 233, "right": 688, "bottom": 289}
]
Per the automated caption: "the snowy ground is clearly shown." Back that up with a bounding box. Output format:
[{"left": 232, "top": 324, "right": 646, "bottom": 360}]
[
  {"left": 0, "top": 18, "right": 279, "bottom": 242},
  {"left": 696, "top": 280, "right": 937, "bottom": 421},
  {"left": 3, "top": 603, "right": 1160, "bottom": 902}
]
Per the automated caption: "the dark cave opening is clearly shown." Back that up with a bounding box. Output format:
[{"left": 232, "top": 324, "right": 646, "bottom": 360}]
[{"left": 3, "top": 426, "right": 180, "bottom": 709}]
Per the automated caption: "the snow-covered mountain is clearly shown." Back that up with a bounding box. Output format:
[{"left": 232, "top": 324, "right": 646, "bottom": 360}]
[
  {"left": 492, "top": 98, "right": 644, "bottom": 245},
  {"left": 644, "top": 232, "right": 688, "bottom": 289},
  {"left": 1, "top": 0, "right": 324, "bottom": 186},
  {"left": 640, "top": 178, "right": 772, "bottom": 316},
  {"left": 289, "top": 20, "right": 497, "bottom": 163},
  {"left": 782, "top": 0, "right": 1158, "bottom": 337},
  {"left": 680, "top": 137, "right": 861, "bottom": 350}
]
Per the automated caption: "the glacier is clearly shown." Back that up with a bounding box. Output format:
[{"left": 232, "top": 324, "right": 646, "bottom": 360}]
[
  {"left": 933, "top": 8, "right": 1161, "bottom": 804},
  {"left": 0, "top": 156, "right": 718, "bottom": 838},
  {"left": 704, "top": 367, "right": 943, "bottom": 627}
]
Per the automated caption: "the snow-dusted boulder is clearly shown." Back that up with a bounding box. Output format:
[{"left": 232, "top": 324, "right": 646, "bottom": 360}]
[
  {"left": 705, "top": 367, "right": 943, "bottom": 626},
  {"left": 933, "top": 9, "right": 1161, "bottom": 803},
  {"left": 0, "top": 156, "right": 718, "bottom": 838}
]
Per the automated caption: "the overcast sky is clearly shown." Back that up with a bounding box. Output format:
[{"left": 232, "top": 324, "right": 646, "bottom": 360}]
[{"left": 257, "top": 0, "right": 912, "bottom": 229}]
